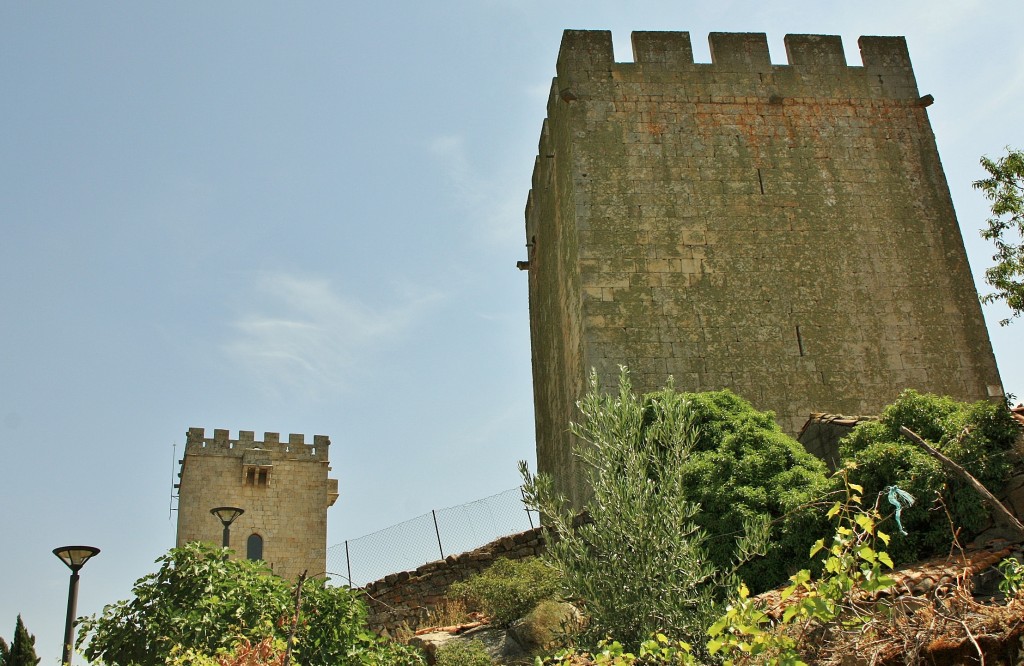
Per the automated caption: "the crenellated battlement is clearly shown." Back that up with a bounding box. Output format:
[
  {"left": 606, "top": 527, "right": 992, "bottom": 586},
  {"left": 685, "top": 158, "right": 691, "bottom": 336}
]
[
  {"left": 184, "top": 427, "right": 330, "bottom": 460},
  {"left": 553, "top": 30, "right": 918, "bottom": 101}
]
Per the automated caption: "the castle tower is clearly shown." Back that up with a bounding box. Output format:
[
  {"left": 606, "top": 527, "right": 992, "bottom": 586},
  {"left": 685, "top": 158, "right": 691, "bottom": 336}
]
[
  {"left": 524, "top": 31, "right": 1004, "bottom": 507},
  {"left": 176, "top": 428, "right": 339, "bottom": 579}
]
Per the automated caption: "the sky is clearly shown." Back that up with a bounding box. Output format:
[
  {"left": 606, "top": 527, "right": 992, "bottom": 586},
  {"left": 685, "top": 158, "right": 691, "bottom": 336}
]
[{"left": 1, "top": 1, "right": 1022, "bottom": 663}]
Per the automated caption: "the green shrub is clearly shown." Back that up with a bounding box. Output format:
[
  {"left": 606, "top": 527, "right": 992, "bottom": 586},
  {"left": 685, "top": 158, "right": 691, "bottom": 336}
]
[
  {"left": 434, "top": 639, "right": 493, "bottom": 666},
  {"left": 77, "top": 543, "right": 426, "bottom": 666},
  {"left": 674, "top": 390, "right": 831, "bottom": 590},
  {"left": 522, "top": 369, "right": 771, "bottom": 653},
  {"left": 708, "top": 468, "right": 897, "bottom": 666},
  {"left": 448, "top": 557, "right": 560, "bottom": 627},
  {"left": 537, "top": 635, "right": 696, "bottom": 665},
  {"left": 839, "top": 389, "right": 1018, "bottom": 564}
]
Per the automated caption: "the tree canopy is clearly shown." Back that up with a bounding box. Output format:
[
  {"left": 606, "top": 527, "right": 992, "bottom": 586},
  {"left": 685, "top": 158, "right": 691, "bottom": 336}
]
[
  {"left": 974, "top": 147, "right": 1024, "bottom": 324},
  {"left": 77, "top": 542, "right": 424, "bottom": 666},
  {"left": 2, "top": 616, "right": 39, "bottom": 666}
]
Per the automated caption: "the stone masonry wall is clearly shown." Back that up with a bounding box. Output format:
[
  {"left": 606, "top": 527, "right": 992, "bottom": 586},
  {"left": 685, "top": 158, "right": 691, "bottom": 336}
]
[
  {"left": 176, "top": 428, "right": 339, "bottom": 580},
  {"left": 525, "top": 31, "right": 1004, "bottom": 507},
  {"left": 362, "top": 528, "right": 544, "bottom": 636}
]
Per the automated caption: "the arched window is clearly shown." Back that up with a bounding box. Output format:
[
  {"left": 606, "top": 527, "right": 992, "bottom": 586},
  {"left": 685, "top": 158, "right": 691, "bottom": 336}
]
[{"left": 246, "top": 533, "right": 263, "bottom": 561}]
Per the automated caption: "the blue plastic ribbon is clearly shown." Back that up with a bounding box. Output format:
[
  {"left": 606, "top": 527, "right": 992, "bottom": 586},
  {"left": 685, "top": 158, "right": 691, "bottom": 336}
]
[{"left": 884, "top": 485, "right": 916, "bottom": 536}]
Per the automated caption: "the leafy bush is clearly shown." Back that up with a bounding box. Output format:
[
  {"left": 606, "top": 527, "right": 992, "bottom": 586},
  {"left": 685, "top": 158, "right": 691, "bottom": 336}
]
[
  {"left": 434, "top": 639, "right": 493, "bottom": 666},
  {"left": 167, "top": 637, "right": 287, "bottom": 666},
  {"left": 78, "top": 542, "right": 425, "bottom": 666},
  {"left": 708, "top": 467, "right": 897, "bottom": 666},
  {"left": 999, "top": 558, "right": 1024, "bottom": 598},
  {"left": 448, "top": 557, "right": 560, "bottom": 627},
  {"left": 674, "top": 390, "right": 831, "bottom": 590},
  {"left": 839, "top": 390, "right": 1018, "bottom": 563},
  {"left": 538, "top": 635, "right": 696, "bottom": 665},
  {"left": 521, "top": 369, "right": 771, "bottom": 652}
]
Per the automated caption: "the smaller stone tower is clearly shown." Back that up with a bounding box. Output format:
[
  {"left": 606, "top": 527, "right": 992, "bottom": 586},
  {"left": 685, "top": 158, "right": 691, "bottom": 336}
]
[{"left": 176, "top": 428, "right": 339, "bottom": 580}]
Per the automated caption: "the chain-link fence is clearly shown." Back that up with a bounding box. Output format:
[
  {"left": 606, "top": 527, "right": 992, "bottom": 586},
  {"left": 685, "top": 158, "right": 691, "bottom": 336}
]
[{"left": 326, "top": 486, "right": 537, "bottom": 587}]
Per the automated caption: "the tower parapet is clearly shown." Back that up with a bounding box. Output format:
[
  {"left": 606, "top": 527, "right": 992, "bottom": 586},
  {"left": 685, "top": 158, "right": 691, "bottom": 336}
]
[
  {"left": 185, "top": 427, "right": 330, "bottom": 461},
  {"left": 552, "top": 31, "right": 918, "bottom": 106}
]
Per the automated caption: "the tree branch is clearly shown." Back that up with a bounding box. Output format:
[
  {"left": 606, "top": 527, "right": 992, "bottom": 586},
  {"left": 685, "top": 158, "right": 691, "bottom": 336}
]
[{"left": 898, "top": 426, "right": 1024, "bottom": 540}]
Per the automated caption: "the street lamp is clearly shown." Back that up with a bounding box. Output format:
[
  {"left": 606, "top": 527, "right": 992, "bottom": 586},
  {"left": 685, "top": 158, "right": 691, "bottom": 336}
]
[
  {"left": 53, "top": 545, "right": 100, "bottom": 666},
  {"left": 210, "top": 506, "right": 244, "bottom": 548}
]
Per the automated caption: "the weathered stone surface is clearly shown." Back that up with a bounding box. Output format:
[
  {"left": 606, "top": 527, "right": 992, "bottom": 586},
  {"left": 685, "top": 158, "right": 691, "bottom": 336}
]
[
  {"left": 1004, "top": 473, "right": 1024, "bottom": 518},
  {"left": 509, "top": 600, "right": 580, "bottom": 652},
  {"left": 411, "top": 626, "right": 529, "bottom": 666},
  {"left": 461, "top": 625, "right": 529, "bottom": 663},
  {"left": 524, "top": 30, "right": 1004, "bottom": 507},
  {"left": 176, "top": 428, "right": 337, "bottom": 580}
]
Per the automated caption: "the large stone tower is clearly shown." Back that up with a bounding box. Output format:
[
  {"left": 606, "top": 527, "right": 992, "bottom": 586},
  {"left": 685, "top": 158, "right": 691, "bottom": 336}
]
[
  {"left": 524, "top": 30, "right": 1004, "bottom": 507},
  {"left": 176, "top": 428, "right": 339, "bottom": 579}
]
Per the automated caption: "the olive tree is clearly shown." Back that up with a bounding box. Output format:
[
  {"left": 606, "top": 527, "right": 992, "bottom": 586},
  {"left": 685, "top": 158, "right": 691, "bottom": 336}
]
[{"left": 520, "top": 369, "right": 774, "bottom": 651}]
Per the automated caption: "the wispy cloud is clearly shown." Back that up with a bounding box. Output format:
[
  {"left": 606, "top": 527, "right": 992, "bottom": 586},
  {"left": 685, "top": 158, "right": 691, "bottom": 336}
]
[
  {"left": 974, "top": 50, "right": 1024, "bottom": 122},
  {"left": 224, "top": 272, "right": 443, "bottom": 397},
  {"left": 428, "top": 134, "right": 524, "bottom": 247}
]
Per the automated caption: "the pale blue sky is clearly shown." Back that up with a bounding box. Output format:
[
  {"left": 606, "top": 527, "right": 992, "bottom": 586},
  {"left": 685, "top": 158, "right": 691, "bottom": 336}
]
[{"left": 2, "top": 2, "right": 1022, "bottom": 663}]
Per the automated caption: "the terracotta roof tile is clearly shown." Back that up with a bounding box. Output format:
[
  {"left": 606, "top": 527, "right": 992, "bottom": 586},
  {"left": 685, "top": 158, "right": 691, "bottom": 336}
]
[{"left": 1011, "top": 404, "right": 1024, "bottom": 428}]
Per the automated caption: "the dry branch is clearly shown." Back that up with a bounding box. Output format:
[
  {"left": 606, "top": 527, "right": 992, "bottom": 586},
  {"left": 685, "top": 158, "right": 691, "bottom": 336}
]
[{"left": 898, "top": 426, "right": 1024, "bottom": 540}]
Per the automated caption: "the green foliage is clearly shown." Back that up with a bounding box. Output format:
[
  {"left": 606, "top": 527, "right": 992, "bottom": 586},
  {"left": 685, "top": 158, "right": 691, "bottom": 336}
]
[
  {"left": 537, "top": 634, "right": 695, "bottom": 665},
  {"left": 434, "top": 640, "right": 493, "bottom": 666},
  {"left": 166, "top": 637, "right": 287, "bottom": 666},
  {"left": 6, "top": 617, "right": 39, "bottom": 666},
  {"left": 521, "top": 369, "right": 771, "bottom": 652},
  {"left": 78, "top": 543, "right": 294, "bottom": 664},
  {"left": 78, "top": 542, "right": 424, "bottom": 666},
  {"left": 707, "top": 468, "right": 896, "bottom": 666},
  {"left": 671, "top": 390, "right": 830, "bottom": 590},
  {"left": 297, "top": 579, "right": 426, "bottom": 666},
  {"left": 973, "top": 147, "right": 1024, "bottom": 324},
  {"left": 998, "top": 557, "right": 1024, "bottom": 597},
  {"left": 448, "top": 558, "right": 561, "bottom": 628},
  {"left": 839, "top": 389, "right": 1017, "bottom": 563}
]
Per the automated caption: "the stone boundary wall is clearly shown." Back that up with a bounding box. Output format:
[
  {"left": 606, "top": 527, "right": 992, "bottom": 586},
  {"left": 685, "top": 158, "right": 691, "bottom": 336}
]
[{"left": 361, "top": 527, "right": 544, "bottom": 635}]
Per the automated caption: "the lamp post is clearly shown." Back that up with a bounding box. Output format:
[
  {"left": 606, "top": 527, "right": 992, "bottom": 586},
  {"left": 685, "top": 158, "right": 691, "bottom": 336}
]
[
  {"left": 210, "top": 506, "right": 244, "bottom": 548},
  {"left": 53, "top": 545, "right": 100, "bottom": 666}
]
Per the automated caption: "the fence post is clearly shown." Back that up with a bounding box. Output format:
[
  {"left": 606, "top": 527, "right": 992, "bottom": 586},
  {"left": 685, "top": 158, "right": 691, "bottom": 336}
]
[
  {"left": 520, "top": 486, "right": 535, "bottom": 529},
  {"left": 432, "top": 509, "right": 444, "bottom": 559},
  {"left": 345, "top": 540, "right": 352, "bottom": 588}
]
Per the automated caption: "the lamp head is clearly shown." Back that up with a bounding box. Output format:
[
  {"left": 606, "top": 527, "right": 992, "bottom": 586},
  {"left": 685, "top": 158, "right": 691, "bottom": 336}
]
[
  {"left": 210, "top": 506, "right": 244, "bottom": 527},
  {"left": 53, "top": 546, "right": 101, "bottom": 573}
]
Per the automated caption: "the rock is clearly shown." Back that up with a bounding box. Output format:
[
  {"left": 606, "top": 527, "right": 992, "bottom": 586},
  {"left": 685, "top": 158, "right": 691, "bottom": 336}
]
[
  {"left": 411, "top": 625, "right": 528, "bottom": 665},
  {"left": 509, "top": 601, "right": 580, "bottom": 652},
  {"left": 407, "top": 622, "right": 528, "bottom": 663},
  {"left": 408, "top": 630, "right": 458, "bottom": 664},
  {"left": 461, "top": 624, "right": 529, "bottom": 663}
]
